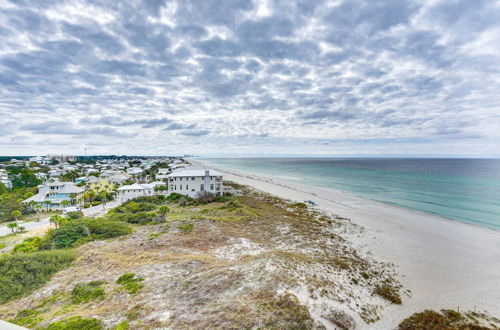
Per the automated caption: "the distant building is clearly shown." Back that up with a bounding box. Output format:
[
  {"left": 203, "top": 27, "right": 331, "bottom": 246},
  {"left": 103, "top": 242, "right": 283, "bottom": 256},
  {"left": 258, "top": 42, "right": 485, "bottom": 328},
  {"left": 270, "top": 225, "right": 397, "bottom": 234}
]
[
  {"left": 156, "top": 168, "right": 170, "bottom": 182},
  {"left": 167, "top": 167, "right": 223, "bottom": 198},
  {"left": 50, "top": 155, "right": 76, "bottom": 162},
  {"left": 23, "top": 181, "right": 84, "bottom": 210},
  {"left": 126, "top": 167, "right": 143, "bottom": 176},
  {"left": 0, "top": 169, "right": 12, "bottom": 189}
]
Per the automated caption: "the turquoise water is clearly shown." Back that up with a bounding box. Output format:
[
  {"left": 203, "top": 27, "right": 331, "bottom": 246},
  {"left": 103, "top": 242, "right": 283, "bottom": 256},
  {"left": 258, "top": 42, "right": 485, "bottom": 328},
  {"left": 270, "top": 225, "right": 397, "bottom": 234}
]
[{"left": 196, "top": 158, "right": 500, "bottom": 230}]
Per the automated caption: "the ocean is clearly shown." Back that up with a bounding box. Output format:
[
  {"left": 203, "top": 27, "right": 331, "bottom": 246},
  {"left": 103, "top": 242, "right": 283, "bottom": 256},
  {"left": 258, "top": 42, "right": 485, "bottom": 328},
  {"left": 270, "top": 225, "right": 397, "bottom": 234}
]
[{"left": 196, "top": 158, "right": 500, "bottom": 230}]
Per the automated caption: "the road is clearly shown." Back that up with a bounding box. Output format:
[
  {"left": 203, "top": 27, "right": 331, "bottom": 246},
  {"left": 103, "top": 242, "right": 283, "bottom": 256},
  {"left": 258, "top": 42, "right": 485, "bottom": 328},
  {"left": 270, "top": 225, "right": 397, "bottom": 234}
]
[{"left": 0, "top": 199, "right": 123, "bottom": 236}]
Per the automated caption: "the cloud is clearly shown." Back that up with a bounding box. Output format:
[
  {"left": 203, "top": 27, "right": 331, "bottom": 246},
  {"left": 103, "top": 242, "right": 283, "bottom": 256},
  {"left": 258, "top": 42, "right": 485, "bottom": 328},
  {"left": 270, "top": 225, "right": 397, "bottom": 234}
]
[
  {"left": 179, "top": 130, "right": 210, "bottom": 137},
  {"left": 21, "top": 121, "right": 137, "bottom": 138},
  {"left": 0, "top": 0, "right": 499, "bottom": 156}
]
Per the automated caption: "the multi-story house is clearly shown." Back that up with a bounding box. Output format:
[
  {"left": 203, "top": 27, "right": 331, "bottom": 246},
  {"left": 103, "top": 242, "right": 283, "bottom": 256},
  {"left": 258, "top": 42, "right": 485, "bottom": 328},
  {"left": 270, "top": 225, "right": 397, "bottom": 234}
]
[
  {"left": 23, "top": 181, "right": 84, "bottom": 210},
  {"left": 166, "top": 167, "right": 223, "bottom": 198}
]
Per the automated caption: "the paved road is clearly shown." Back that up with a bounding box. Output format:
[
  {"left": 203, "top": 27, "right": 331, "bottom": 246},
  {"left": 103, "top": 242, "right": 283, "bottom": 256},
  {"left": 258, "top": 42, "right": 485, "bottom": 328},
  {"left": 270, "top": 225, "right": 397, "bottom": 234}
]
[{"left": 0, "top": 199, "right": 123, "bottom": 236}]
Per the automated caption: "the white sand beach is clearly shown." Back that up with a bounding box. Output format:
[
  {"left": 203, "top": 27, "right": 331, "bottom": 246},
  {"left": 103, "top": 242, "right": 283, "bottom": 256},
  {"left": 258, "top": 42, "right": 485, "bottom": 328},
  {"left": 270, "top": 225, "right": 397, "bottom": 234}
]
[{"left": 198, "top": 163, "right": 500, "bottom": 329}]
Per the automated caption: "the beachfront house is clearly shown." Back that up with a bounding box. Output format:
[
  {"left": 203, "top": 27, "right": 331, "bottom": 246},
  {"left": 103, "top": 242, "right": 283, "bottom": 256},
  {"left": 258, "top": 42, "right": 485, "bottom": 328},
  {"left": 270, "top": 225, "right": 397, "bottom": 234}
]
[
  {"left": 22, "top": 181, "right": 84, "bottom": 210},
  {"left": 166, "top": 167, "right": 223, "bottom": 198}
]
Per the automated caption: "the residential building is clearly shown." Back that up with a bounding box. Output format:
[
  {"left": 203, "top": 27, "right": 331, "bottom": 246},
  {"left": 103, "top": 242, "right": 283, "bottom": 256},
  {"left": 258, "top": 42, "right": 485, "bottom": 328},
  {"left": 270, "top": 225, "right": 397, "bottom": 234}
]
[
  {"left": 156, "top": 168, "right": 170, "bottom": 182},
  {"left": 166, "top": 167, "right": 223, "bottom": 198},
  {"left": 126, "top": 167, "right": 143, "bottom": 176},
  {"left": 116, "top": 183, "right": 153, "bottom": 201},
  {"left": 23, "top": 181, "right": 84, "bottom": 210},
  {"left": 0, "top": 169, "right": 12, "bottom": 189},
  {"left": 87, "top": 175, "right": 113, "bottom": 193}
]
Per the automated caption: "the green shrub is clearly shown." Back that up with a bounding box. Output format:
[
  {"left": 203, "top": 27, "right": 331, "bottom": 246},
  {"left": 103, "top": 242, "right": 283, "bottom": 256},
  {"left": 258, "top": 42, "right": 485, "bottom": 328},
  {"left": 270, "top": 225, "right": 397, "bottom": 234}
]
[
  {"left": 158, "top": 205, "right": 169, "bottom": 215},
  {"left": 178, "top": 223, "right": 194, "bottom": 234},
  {"left": 0, "top": 250, "right": 76, "bottom": 304},
  {"left": 71, "top": 280, "right": 106, "bottom": 304},
  {"left": 107, "top": 211, "right": 161, "bottom": 225},
  {"left": 128, "top": 195, "right": 165, "bottom": 204},
  {"left": 66, "top": 211, "right": 84, "bottom": 220},
  {"left": 116, "top": 273, "right": 144, "bottom": 294},
  {"left": 12, "top": 236, "right": 42, "bottom": 253},
  {"left": 41, "top": 221, "right": 90, "bottom": 249},
  {"left": 83, "top": 204, "right": 91, "bottom": 208},
  {"left": 167, "top": 192, "right": 184, "bottom": 202},
  {"left": 42, "top": 219, "right": 132, "bottom": 249},
  {"left": 46, "top": 316, "right": 102, "bottom": 330},
  {"left": 11, "top": 309, "right": 42, "bottom": 328},
  {"left": 213, "top": 195, "right": 229, "bottom": 203},
  {"left": 85, "top": 219, "right": 132, "bottom": 239},
  {"left": 109, "top": 201, "right": 156, "bottom": 215},
  {"left": 115, "top": 320, "right": 130, "bottom": 330},
  {"left": 91, "top": 201, "right": 101, "bottom": 206}
]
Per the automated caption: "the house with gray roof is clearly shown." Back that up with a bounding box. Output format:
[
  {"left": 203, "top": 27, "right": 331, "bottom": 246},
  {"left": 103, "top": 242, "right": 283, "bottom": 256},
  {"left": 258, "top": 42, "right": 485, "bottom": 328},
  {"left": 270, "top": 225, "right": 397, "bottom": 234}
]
[{"left": 23, "top": 181, "right": 84, "bottom": 210}]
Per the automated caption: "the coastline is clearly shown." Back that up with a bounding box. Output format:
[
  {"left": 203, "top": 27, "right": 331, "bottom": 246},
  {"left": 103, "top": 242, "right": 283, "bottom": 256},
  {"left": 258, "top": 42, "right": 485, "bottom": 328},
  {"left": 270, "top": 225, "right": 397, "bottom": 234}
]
[{"left": 194, "top": 160, "right": 500, "bottom": 328}]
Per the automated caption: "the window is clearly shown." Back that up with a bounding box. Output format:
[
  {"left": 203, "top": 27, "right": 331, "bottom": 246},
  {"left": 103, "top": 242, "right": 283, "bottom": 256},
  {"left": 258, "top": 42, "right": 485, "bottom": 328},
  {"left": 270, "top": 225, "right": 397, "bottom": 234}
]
[
  {"left": 174, "top": 185, "right": 177, "bottom": 190},
  {"left": 200, "top": 184, "right": 204, "bottom": 191},
  {"left": 210, "top": 184, "right": 214, "bottom": 190},
  {"left": 180, "top": 185, "right": 182, "bottom": 190},
  {"left": 192, "top": 177, "right": 195, "bottom": 180},
  {"left": 186, "top": 185, "right": 188, "bottom": 190}
]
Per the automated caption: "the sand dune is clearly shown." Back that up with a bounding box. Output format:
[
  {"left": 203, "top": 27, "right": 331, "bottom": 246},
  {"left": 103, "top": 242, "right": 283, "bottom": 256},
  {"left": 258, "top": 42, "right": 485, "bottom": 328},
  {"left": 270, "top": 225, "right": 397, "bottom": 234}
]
[{"left": 205, "top": 165, "right": 500, "bottom": 329}]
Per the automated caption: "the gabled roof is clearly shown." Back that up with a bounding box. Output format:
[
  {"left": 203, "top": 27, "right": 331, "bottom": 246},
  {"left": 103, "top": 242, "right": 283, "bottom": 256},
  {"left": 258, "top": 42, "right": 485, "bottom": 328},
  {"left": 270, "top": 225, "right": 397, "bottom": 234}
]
[
  {"left": 86, "top": 176, "right": 99, "bottom": 183},
  {"left": 58, "top": 184, "right": 84, "bottom": 194},
  {"left": 117, "top": 183, "right": 146, "bottom": 191}
]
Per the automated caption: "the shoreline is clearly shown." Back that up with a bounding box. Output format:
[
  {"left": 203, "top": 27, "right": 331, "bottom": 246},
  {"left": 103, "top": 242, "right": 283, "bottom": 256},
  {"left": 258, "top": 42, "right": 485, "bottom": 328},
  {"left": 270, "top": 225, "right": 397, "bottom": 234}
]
[{"left": 193, "top": 160, "right": 500, "bottom": 328}]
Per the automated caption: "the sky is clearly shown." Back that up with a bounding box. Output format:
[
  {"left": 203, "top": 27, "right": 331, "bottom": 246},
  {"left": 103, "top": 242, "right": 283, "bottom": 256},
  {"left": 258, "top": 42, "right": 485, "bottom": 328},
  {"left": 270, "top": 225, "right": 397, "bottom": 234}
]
[{"left": 0, "top": 0, "right": 500, "bottom": 157}]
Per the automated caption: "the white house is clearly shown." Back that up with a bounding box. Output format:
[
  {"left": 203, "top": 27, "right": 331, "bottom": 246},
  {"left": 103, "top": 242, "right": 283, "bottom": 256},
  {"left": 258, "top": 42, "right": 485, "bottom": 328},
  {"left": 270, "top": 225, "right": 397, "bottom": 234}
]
[
  {"left": 23, "top": 181, "right": 84, "bottom": 210},
  {"left": 166, "top": 168, "right": 223, "bottom": 198},
  {"left": 116, "top": 183, "right": 153, "bottom": 201},
  {"left": 156, "top": 168, "right": 170, "bottom": 181},
  {"left": 0, "top": 169, "right": 12, "bottom": 189},
  {"left": 109, "top": 174, "right": 129, "bottom": 185},
  {"left": 126, "top": 167, "right": 143, "bottom": 176}
]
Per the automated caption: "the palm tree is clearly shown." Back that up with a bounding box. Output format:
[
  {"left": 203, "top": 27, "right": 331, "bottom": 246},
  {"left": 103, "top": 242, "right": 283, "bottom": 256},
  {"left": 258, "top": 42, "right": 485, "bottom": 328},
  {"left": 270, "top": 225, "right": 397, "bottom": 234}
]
[
  {"left": 87, "top": 189, "right": 95, "bottom": 203},
  {"left": 27, "top": 201, "right": 37, "bottom": 213},
  {"left": 61, "top": 200, "right": 70, "bottom": 209},
  {"left": 11, "top": 210, "right": 22, "bottom": 221},
  {"left": 7, "top": 222, "right": 18, "bottom": 234},
  {"left": 49, "top": 215, "right": 66, "bottom": 228},
  {"left": 34, "top": 204, "right": 42, "bottom": 221},
  {"left": 43, "top": 200, "right": 51, "bottom": 212},
  {"left": 69, "top": 193, "right": 76, "bottom": 205}
]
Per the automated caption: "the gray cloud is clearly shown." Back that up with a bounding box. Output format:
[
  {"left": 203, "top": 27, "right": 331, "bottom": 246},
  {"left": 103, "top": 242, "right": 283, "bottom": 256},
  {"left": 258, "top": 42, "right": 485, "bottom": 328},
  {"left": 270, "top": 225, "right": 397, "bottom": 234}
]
[{"left": 0, "top": 0, "right": 499, "bottom": 156}]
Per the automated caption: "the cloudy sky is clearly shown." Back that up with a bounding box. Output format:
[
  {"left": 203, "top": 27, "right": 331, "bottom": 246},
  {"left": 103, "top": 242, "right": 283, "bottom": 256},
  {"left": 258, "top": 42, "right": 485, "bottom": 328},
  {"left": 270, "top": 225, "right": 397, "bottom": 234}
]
[{"left": 1, "top": 0, "right": 499, "bottom": 157}]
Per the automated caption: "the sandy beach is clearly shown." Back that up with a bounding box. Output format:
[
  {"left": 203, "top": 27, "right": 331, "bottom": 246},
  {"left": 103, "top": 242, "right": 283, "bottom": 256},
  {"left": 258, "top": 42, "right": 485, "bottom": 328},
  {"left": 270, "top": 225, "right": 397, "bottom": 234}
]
[{"left": 197, "top": 163, "right": 500, "bottom": 329}]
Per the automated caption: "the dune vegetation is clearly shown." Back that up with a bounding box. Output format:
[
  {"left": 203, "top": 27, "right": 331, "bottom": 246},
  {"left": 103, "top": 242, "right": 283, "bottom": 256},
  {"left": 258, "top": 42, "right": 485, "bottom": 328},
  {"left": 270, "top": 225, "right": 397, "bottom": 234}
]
[{"left": 1, "top": 182, "right": 496, "bottom": 329}]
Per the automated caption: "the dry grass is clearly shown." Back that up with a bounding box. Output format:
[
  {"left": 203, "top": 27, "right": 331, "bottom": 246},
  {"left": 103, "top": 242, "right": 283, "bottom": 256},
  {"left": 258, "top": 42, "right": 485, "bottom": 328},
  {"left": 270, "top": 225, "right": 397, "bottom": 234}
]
[
  {"left": 399, "top": 309, "right": 500, "bottom": 330},
  {"left": 0, "top": 186, "right": 406, "bottom": 329}
]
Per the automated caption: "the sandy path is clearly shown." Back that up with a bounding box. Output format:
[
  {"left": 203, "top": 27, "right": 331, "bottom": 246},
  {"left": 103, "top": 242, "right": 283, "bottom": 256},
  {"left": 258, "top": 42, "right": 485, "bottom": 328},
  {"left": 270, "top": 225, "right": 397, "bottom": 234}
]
[{"left": 211, "top": 167, "right": 500, "bottom": 329}]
